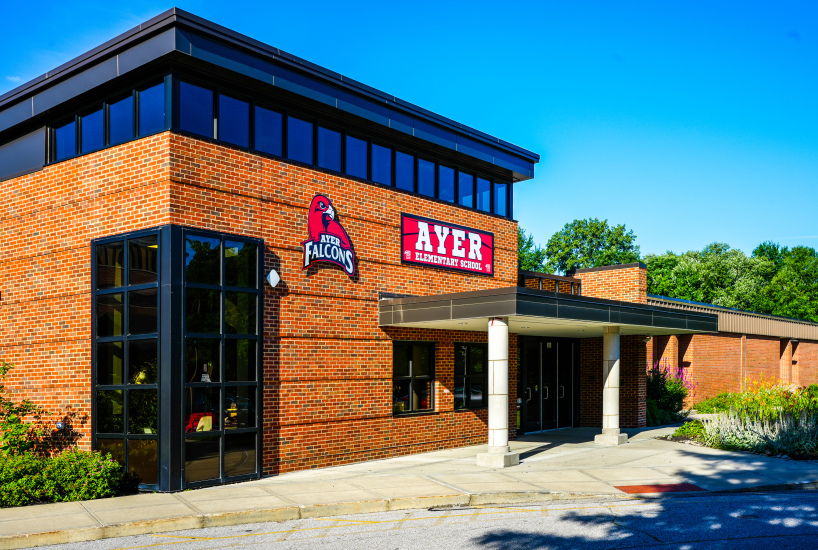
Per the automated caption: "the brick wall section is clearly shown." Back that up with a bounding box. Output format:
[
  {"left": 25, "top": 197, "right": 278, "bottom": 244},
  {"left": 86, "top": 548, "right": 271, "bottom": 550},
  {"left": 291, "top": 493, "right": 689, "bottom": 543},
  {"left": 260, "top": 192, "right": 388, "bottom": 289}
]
[
  {"left": 578, "top": 335, "right": 646, "bottom": 428},
  {"left": 570, "top": 263, "right": 647, "bottom": 304},
  {"left": 0, "top": 134, "right": 173, "bottom": 450}
]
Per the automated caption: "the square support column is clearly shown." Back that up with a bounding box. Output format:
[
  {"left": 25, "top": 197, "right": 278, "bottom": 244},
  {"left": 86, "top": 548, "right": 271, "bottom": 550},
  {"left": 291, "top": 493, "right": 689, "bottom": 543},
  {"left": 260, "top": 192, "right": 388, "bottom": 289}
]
[
  {"left": 477, "top": 317, "right": 520, "bottom": 467},
  {"left": 595, "top": 326, "right": 628, "bottom": 445}
]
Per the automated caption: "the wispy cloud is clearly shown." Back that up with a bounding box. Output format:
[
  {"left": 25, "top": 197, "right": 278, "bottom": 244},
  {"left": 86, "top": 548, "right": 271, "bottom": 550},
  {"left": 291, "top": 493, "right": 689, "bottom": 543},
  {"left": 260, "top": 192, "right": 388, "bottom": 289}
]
[{"left": 5, "top": 75, "right": 22, "bottom": 84}]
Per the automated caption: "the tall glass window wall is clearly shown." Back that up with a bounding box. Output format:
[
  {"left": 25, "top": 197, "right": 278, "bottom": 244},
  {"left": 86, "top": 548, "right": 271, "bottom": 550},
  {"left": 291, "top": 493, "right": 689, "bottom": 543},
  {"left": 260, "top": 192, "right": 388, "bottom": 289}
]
[
  {"left": 48, "top": 75, "right": 515, "bottom": 219},
  {"left": 183, "top": 231, "right": 261, "bottom": 486},
  {"left": 93, "top": 231, "right": 160, "bottom": 488}
]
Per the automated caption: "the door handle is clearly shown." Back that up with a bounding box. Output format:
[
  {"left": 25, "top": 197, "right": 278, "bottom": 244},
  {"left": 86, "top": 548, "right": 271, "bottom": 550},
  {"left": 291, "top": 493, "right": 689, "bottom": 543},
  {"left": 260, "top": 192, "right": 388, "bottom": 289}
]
[
  {"left": 525, "top": 387, "right": 532, "bottom": 403},
  {"left": 543, "top": 387, "right": 548, "bottom": 400},
  {"left": 559, "top": 385, "right": 565, "bottom": 399}
]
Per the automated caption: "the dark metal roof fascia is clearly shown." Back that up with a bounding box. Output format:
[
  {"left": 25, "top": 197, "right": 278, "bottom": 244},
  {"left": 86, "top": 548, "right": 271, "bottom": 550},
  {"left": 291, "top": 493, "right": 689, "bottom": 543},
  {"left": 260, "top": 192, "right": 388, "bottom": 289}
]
[
  {"left": 380, "top": 286, "right": 719, "bottom": 332},
  {"left": 0, "top": 8, "right": 539, "bottom": 167}
]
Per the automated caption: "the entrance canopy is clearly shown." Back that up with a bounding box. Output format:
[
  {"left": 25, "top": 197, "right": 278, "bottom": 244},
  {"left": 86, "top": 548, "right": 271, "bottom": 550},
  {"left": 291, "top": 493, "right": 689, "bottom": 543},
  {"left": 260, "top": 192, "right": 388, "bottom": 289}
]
[{"left": 379, "top": 287, "right": 718, "bottom": 337}]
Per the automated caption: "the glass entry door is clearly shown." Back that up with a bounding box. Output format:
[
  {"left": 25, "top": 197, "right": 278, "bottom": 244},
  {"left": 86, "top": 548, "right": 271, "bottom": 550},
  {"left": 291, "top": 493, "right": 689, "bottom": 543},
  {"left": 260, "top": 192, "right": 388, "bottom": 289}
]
[{"left": 520, "top": 338, "right": 576, "bottom": 434}]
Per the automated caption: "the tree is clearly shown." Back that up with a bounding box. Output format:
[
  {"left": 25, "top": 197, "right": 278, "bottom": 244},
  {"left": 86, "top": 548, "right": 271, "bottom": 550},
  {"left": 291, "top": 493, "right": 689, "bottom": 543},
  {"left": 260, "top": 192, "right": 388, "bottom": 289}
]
[
  {"left": 753, "top": 245, "right": 818, "bottom": 323},
  {"left": 517, "top": 227, "right": 547, "bottom": 272},
  {"left": 544, "top": 218, "right": 640, "bottom": 274},
  {"left": 645, "top": 243, "right": 775, "bottom": 312}
]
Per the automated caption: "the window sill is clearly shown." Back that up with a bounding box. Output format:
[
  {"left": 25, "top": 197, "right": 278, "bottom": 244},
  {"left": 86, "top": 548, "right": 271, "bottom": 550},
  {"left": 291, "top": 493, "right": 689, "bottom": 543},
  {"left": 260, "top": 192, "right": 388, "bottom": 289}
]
[
  {"left": 454, "top": 407, "right": 488, "bottom": 412},
  {"left": 392, "top": 409, "right": 437, "bottom": 418}
]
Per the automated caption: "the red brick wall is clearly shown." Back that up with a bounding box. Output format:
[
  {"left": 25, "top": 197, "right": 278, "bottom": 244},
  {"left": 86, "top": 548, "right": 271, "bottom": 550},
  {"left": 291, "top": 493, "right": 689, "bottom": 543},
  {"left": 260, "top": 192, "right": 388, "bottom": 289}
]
[
  {"left": 578, "top": 335, "right": 646, "bottom": 428},
  {"left": 0, "top": 132, "right": 520, "bottom": 472},
  {"left": 571, "top": 264, "right": 647, "bottom": 304},
  {"left": 0, "top": 134, "right": 173, "bottom": 450}
]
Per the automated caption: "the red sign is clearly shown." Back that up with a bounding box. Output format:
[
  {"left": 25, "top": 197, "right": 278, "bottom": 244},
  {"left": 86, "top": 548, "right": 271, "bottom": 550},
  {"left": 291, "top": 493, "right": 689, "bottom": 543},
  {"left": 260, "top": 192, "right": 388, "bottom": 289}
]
[
  {"left": 401, "top": 213, "right": 494, "bottom": 276},
  {"left": 302, "top": 194, "right": 357, "bottom": 278}
]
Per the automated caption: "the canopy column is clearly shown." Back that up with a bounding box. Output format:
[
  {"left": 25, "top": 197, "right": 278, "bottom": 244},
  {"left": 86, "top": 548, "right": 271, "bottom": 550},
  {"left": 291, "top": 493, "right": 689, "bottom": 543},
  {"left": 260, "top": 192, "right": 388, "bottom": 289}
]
[
  {"left": 477, "top": 317, "right": 520, "bottom": 467},
  {"left": 595, "top": 326, "right": 628, "bottom": 445}
]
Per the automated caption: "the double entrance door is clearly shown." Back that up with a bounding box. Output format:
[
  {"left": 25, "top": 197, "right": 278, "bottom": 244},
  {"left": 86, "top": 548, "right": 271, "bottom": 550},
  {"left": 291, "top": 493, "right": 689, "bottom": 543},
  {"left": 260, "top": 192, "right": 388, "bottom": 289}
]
[{"left": 520, "top": 337, "right": 577, "bottom": 433}]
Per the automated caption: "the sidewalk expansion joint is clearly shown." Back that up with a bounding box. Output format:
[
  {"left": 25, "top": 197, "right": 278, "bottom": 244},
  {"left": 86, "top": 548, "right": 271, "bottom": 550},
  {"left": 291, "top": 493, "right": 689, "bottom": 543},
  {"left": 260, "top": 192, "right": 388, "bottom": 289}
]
[
  {"left": 421, "top": 475, "right": 472, "bottom": 495},
  {"left": 78, "top": 502, "right": 104, "bottom": 527},
  {"left": 172, "top": 493, "right": 205, "bottom": 515}
]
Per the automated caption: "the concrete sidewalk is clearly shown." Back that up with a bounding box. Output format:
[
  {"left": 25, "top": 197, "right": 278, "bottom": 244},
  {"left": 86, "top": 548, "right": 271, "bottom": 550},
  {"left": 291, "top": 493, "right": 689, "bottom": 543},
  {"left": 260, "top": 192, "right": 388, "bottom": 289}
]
[{"left": 3, "top": 425, "right": 818, "bottom": 549}]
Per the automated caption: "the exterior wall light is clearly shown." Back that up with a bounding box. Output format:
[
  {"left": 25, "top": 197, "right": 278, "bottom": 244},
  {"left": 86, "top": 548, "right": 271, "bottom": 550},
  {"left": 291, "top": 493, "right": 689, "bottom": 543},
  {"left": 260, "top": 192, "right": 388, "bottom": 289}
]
[{"left": 266, "top": 269, "right": 280, "bottom": 288}]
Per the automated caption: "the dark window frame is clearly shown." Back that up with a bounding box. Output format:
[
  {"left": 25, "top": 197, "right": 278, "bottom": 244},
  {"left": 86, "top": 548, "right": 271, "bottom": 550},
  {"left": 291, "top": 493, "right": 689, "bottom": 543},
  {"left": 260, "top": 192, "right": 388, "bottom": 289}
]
[
  {"left": 182, "top": 228, "right": 263, "bottom": 488},
  {"left": 91, "top": 228, "right": 162, "bottom": 491},
  {"left": 392, "top": 341, "right": 435, "bottom": 415},
  {"left": 453, "top": 343, "right": 488, "bottom": 410}
]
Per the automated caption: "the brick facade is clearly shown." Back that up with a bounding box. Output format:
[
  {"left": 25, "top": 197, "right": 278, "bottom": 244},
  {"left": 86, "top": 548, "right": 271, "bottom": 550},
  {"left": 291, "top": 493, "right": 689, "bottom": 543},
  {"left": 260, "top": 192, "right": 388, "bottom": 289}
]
[
  {"left": 570, "top": 263, "right": 647, "bottom": 304},
  {"left": 0, "top": 132, "right": 521, "bottom": 471}
]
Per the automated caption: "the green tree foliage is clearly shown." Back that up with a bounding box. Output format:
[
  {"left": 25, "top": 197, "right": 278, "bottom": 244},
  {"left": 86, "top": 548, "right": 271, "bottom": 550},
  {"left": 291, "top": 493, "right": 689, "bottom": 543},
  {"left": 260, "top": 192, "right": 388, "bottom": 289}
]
[
  {"left": 0, "top": 361, "right": 45, "bottom": 455},
  {"left": 517, "top": 227, "right": 547, "bottom": 272},
  {"left": 646, "top": 242, "right": 818, "bottom": 322},
  {"left": 544, "top": 218, "right": 640, "bottom": 274}
]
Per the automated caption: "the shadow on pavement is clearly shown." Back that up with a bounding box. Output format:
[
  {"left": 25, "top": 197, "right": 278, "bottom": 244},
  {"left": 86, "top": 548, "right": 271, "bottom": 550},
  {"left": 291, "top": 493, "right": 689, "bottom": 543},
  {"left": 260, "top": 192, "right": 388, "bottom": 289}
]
[{"left": 471, "top": 492, "right": 818, "bottom": 549}]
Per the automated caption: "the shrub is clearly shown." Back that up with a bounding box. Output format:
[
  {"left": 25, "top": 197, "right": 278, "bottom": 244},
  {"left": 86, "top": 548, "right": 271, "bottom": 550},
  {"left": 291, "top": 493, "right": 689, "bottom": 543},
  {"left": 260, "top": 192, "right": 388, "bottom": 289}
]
[
  {"left": 41, "top": 450, "right": 125, "bottom": 502},
  {"left": 0, "top": 361, "right": 46, "bottom": 455},
  {"left": 0, "top": 452, "right": 47, "bottom": 507},
  {"left": 701, "top": 407, "right": 818, "bottom": 456},
  {"left": 695, "top": 383, "right": 818, "bottom": 418},
  {"left": 694, "top": 393, "right": 737, "bottom": 414},
  {"left": 673, "top": 420, "right": 704, "bottom": 440},
  {"left": 646, "top": 362, "right": 690, "bottom": 426}
]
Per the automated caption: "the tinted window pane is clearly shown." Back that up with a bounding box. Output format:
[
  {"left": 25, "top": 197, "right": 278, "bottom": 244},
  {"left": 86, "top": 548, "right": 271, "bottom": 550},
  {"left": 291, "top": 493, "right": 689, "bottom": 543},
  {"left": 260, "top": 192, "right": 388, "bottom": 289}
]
[
  {"left": 128, "top": 389, "right": 157, "bottom": 434},
  {"left": 185, "top": 388, "right": 220, "bottom": 433},
  {"left": 225, "top": 386, "right": 255, "bottom": 429},
  {"left": 494, "top": 182, "right": 508, "bottom": 216},
  {"left": 179, "top": 81, "right": 214, "bottom": 138},
  {"left": 218, "top": 94, "right": 249, "bottom": 147},
  {"left": 345, "top": 135, "right": 367, "bottom": 179},
  {"left": 97, "top": 293, "right": 124, "bottom": 337},
  {"left": 224, "top": 433, "right": 256, "bottom": 477},
  {"left": 225, "top": 291, "right": 256, "bottom": 334},
  {"left": 470, "top": 345, "right": 486, "bottom": 374},
  {"left": 469, "top": 378, "right": 485, "bottom": 408},
  {"left": 129, "top": 339, "right": 157, "bottom": 385},
  {"left": 96, "top": 438, "right": 124, "bottom": 465},
  {"left": 185, "top": 289, "right": 221, "bottom": 334},
  {"left": 97, "top": 389, "right": 124, "bottom": 433},
  {"left": 54, "top": 120, "right": 76, "bottom": 161},
  {"left": 454, "top": 377, "right": 466, "bottom": 410},
  {"left": 454, "top": 344, "right": 467, "bottom": 377},
  {"left": 81, "top": 108, "right": 104, "bottom": 153},
  {"left": 413, "top": 345, "right": 431, "bottom": 377},
  {"left": 97, "top": 342, "right": 124, "bottom": 385},
  {"left": 128, "top": 439, "right": 157, "bottom": 485},
  {"left": 225, "top": 339, "right": 256, "bottom": 381},
  {"left": 458, "top": 171, "right": 474, "bottom": 207},
  {"left": 186, "top": 338, "right": 220, "bottom": 383},
  {"left": 185, "top": 435, "right": 220, "bottom": 482},
  {"left": 476, "top": 177, "right": 491, "bottom": 212},
  {"left": 224, "top": 241, "right": 257, "bottom": 288},
  {"left": 129, "top": 236, "right": 158, "bottom": 285},
  {"left": 254, "top": 107, "right": 282, "bottom": 156},
  {"left": 96, "top": 241, "right": 124, "bottom": 289},
  {"left": 393, "top": 343, "right": 409, "bottom": 377},
  {"left": 372, "top": 143, "right": 391, "bottom": 185},
  {"left": 418, "top": 159, "right": 435, "bottom": 198},
  {"left": 413, "top": 379, "right": 431, "bottom": 410},
  {"left": 395, "top": 151, "right": 414, "bottom": 192},
  {"left": 185, "top": 236, "right": 221, "bottom": 285},
  {"left": 287, "top": 116, "right": 313, "bottom": 164},
  {"left": 439, "top": 165, "right": 455, "bottom": 202},
  {"left": 109, "top": 95, "right": 134, "bottom": 145},
  {"left": 138, "top": 82, "right": 165, "bottom": 136},
  {"left": 393, "top": 379, "right": 410, "bottom": 413},
  {"left": 129, "top": 288, "right": 157, "bottom": 335},
  {"left": 317, "top": 127, "right": 341, "bottom": 171}
]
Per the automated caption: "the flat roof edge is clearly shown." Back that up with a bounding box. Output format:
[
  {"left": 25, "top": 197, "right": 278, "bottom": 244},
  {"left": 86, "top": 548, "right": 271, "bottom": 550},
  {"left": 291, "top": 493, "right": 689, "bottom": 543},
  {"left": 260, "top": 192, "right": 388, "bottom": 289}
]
[{"left": 0, "top": 8, "right": 540, "bottom": 165}]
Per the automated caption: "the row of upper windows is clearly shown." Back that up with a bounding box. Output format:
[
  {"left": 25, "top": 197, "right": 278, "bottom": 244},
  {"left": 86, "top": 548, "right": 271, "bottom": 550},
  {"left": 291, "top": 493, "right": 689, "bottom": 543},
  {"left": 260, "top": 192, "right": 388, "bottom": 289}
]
[{"left": 47, "top": 77, "right": 511, "bottom": 218}]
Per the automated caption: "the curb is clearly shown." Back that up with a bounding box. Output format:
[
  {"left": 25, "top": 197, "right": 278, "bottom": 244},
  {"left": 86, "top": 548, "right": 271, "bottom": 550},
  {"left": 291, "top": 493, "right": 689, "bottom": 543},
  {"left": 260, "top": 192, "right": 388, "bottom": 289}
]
[{"left": 2, "top": 483, "right": 817, "bottom": 549}]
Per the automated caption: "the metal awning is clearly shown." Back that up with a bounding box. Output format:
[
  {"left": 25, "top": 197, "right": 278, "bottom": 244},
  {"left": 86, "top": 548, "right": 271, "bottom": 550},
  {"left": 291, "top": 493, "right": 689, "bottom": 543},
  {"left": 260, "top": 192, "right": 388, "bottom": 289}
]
[{"left": 379, "top": 287, "right": 719, "bottom": 338}]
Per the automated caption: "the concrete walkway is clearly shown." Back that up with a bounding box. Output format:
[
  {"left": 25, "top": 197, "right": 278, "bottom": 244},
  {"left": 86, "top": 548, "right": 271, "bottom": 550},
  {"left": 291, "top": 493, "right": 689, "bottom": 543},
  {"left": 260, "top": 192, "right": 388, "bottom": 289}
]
[{"left": 3, "top": 425, "right": 818, "bottom": 549}]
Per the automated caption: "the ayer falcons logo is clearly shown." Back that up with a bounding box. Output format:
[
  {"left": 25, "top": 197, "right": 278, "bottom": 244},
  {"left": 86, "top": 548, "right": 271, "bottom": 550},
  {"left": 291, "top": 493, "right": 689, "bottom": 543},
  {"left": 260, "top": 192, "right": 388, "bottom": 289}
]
[{"left": 302, "top": 194, "right": 357, "bottom": 277}]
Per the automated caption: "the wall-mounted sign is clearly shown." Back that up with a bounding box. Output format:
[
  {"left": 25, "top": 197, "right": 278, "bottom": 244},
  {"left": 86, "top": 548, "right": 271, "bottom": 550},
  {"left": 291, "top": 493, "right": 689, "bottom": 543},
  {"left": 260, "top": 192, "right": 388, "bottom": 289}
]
[
  {"left": 401, "top": 213, "right": 494, "bottom": 276},
  {"left": 302, "top": 195, "right": 357, "bottom": 278}
]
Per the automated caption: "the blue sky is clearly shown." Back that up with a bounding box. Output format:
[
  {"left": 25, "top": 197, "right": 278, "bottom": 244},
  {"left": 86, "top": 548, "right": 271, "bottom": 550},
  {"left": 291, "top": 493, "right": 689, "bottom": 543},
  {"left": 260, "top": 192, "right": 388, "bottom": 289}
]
[{"left": 2, "top": 1, "right": 816, "bottom": 257}]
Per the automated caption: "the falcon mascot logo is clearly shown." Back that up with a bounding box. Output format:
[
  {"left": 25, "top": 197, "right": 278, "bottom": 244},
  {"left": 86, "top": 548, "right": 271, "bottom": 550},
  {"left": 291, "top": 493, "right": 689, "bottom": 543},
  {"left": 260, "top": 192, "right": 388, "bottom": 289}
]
[{"left": 302, "top": 194, "right": 357, "bottom": 277}]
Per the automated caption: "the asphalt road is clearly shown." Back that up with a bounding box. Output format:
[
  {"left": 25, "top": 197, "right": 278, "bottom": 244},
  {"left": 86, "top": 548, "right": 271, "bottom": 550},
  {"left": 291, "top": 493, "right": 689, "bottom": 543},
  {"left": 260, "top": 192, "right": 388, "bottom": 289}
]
[{"left": 40, "top": 491, "right": 818, "bottom": 550}]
